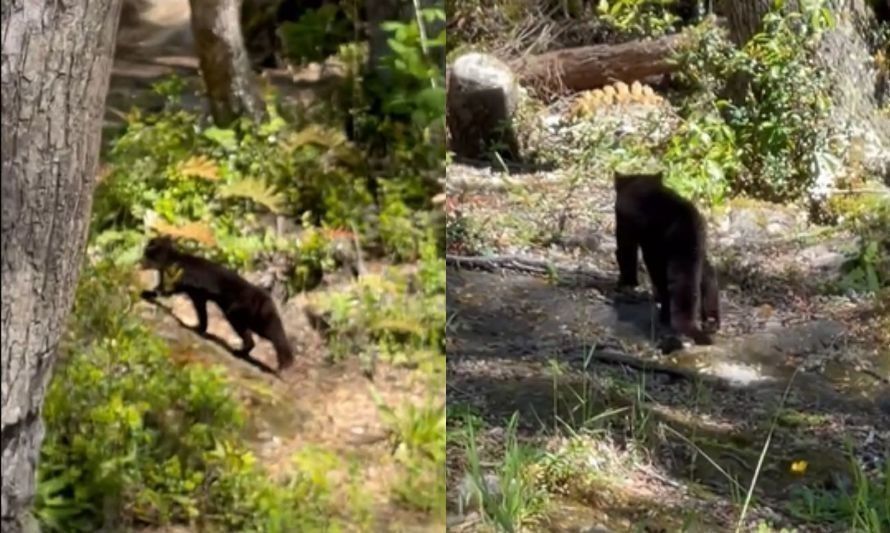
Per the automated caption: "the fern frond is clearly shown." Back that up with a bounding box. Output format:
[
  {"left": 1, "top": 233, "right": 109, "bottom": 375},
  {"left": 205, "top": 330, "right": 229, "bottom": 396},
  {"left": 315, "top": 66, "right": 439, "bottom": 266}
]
[
  {"left": 176, "top": 155, "right": 221, "bottom": 181},
  {"left": 217, "top": 177, "right": 286, "bottom": 214},
  {"left": 150, "top": 219, "right": 217, "bottom": 247},
  {"left": 285, "top": 124, "right": 347, "bottom": 151},
  {"left": 327, "top": 142, "right": 364, "bottom": 169},
  {"left": 322, "top": 228, "right": 356, "bottom": 240}
]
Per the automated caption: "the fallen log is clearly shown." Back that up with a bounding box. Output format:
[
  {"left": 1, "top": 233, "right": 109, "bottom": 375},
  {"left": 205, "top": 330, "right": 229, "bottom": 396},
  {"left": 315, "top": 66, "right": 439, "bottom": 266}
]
[{"left": 511, "top": 32, "right": 689, "bottom": 96}]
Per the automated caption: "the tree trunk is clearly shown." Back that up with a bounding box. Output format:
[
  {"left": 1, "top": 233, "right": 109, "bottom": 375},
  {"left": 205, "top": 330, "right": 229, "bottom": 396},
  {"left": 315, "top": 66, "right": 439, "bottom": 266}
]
[
  {"left": 715, "top": 0, "right": 774, "bottom": 45},
  {"left": 0, "top": 1, "right": 122, "bottom": 531},
  {"left": 716, "top": 0, "right": 890, "bottom": 180},
  {"left": 189, "top": 0, "right": 265, "bottom": 125},
  {"left": 511, "top": 32, "right": 689, "bottom": 95},
  {"left": 365, "top": 0, "right": 403, "bottom": 86}
]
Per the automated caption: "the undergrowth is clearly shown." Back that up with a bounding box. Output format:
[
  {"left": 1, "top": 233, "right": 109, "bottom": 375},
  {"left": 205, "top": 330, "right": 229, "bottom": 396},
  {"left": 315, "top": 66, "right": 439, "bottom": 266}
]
[
  {"left": 447, "top": 0, "right": 888, "bottom": 531},
  {"left": 36, "top": 261, "right": 339, "bottom": 531},
  {"left": 672, "top": 3, "right": 835, "bottom": 204},
  {"left": 38, "top": 3, "right": 446, "bottom": 531}
]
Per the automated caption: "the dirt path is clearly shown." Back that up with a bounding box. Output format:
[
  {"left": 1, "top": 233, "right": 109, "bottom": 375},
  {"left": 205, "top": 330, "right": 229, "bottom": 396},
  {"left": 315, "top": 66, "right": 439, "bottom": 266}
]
[{"left": 137, "top": 290, "right": 439, "bottom": 531}]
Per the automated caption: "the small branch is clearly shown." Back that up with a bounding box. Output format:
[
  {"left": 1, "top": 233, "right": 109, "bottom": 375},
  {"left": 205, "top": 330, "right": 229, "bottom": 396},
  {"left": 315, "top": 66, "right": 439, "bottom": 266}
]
[
  {"left": 446, "top": 253, "right": 614, "bottom": 289},
  {"left": 510, "top": 32, "right": 689, "bottom": 96}
]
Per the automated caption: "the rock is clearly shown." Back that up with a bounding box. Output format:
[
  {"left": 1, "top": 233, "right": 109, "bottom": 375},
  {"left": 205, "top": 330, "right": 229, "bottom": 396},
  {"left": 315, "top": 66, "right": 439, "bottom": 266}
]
[
  {"left": 446, "top": 511, "right": 481, "bottom": 528},
  {"left": 456, "top": 471, "right": 501, "bottom": 512},
  {"left": 713, "top": 202, "right": 805, "bottom": 247},
  {"left": 136, "top": 269, "right": 159, "bottom": 291},
  {"left": 796, "top": 240, "right": 856, "bottom": 278},
  {"left": 580, "top": 526, "right": 613, "bottom": 533},
  {"left": 447, "top": 52, "right": 521, "bottom": 160}
]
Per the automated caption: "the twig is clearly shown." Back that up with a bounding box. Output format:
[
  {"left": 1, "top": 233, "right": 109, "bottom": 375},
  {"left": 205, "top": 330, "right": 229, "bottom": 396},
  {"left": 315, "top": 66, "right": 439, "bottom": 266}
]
[
  {"left": 578, "top": 347, "right": 702, "bottom": 382},
  {"left": 826, "top": 188, "right": 890, "bottom": 196},
  {"left": 410, "top": 0, "right": 437, "bottom": 89},
  {"left": 640, "top": 464, "right": 684, "bottom": 489},
  {"left": 862, "top": 367, "right": 890, "bottom": 384},
  {"left": 446, "top": 253, "right": 614, "bottom": 288}
]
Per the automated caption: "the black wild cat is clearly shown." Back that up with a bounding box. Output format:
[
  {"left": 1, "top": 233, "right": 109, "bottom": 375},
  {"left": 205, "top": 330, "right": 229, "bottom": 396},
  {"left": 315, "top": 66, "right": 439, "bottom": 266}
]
[
  {"left": 648, "top": 255, "right": 720, "bottom": 333},
  {"left": 613, "top": 171, "right": 720, "bottom": 346},
  {"left": 140, "top": 236, "right": 295, "bottom": 372}
]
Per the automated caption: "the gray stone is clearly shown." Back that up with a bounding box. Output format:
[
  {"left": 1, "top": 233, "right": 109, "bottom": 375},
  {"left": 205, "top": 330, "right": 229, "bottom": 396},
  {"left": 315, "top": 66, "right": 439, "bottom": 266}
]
[{"left": 447, "top": 52, "right": 521, "bottom": 160}]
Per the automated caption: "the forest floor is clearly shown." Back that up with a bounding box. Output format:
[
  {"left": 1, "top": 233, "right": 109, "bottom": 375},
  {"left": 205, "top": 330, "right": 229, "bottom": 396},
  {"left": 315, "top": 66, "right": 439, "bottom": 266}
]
[
  {"left": 108, "top": 37, "right": 444, "bottom": 531},
  {"left": 444, "top": 161, "right": 890, "bottom": 531},
  {"left": 135, "top": 267, "right": 440, "bottom": 531}
]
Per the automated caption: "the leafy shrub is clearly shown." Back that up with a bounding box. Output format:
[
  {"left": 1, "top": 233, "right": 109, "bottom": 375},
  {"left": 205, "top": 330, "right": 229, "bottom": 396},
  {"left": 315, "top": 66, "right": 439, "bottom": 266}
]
[
  {"left": 278, "top": 3, "right": 354, "bottom": 65},
  {"left": 311, "top": 232, "right": 445, "bottom": 365},
  {"left": 663, "top": 104, "right": 739, "bottom": 204},
  {"left": 828, "top": 193, "right": 890, "bottom": 293},
  {"left": 36, "top": 261, "right": 331, "bottom": 531},
  {"left": 357, "top": 6, "right": 446, "bottom": 203},
  {"left": 673, "top": 3, "right": 834, "bottom": 203},
  {"left": 376, "top": 392, "right": 446, "bottom": 517},
  {"left": 597, "top": 0, "right": 681, "bottom": 38}
]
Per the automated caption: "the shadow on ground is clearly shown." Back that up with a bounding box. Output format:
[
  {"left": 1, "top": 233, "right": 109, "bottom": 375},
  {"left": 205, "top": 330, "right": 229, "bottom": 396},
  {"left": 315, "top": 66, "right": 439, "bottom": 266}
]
[{"left": 446, "top": 261, "right": 889, "bottom": 527}]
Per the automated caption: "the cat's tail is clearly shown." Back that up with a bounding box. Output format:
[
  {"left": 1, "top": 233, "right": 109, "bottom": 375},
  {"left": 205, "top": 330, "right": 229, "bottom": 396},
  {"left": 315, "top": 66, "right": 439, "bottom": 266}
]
[
  {"left": 264, "top": 314, "right": 295, "bottom": 372},
  {"left": 273, "top": 334, "right": 295, "bottom": 372}
]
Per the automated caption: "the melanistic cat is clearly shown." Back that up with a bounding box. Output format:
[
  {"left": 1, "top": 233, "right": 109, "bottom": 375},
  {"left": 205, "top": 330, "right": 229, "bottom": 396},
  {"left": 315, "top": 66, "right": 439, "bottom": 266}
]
[
  {"left": 140, "top": 237, "right": 294, "bottom": 372},
  {"left": 614, "top": 171, "right": 720, "bottom": 347}
]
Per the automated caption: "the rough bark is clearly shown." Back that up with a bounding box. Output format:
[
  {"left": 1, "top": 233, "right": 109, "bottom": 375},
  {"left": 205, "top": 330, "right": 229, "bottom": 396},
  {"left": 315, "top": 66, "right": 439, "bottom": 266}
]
[
  {"left": 189, "top": 0, "right": 265, "bottom": 125},
  {"left": 510, "top": 32, "right": 689, "bottom": 95},
  {"left": 365, "top": 0, "right": 403, "bottom": 86},
  {"left": 1, "top": 1, "right": 122, "bottom": 531},
  {"left": 716, "top": 0, "right": 890, "bottom": 180},
  {"left": 715, "top": 0, "right": 774, "bottom": 45}
]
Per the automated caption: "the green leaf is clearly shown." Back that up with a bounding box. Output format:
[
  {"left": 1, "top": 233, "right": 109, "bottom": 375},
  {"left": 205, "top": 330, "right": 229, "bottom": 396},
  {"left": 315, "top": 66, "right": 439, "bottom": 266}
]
[
  {"left": 259, "top": 114, "right": 287, "bottom": 137},
  {"left": 704, "top": 159, "right": 725, "bottom": 184},
  {"left": 416, "top": 87, "right": 446, "bottom": 109},
  {"left": 217, "top": 177, "right": 286, "bottom": 214},
  {"left": 203, "top": 127, "right": 238, "bottom": 151},
  {"left": 381, "top": 21, "right": 403, "bottom": 32}
]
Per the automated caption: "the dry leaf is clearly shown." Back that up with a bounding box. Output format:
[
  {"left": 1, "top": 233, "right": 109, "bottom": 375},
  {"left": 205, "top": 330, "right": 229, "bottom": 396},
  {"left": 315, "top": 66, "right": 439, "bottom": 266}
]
[
  {"left": 177, "top": 155, "right": 221, "bottom": 181},
  {"left": 150, "top": 219, "right": 217, "bottom": 247}
]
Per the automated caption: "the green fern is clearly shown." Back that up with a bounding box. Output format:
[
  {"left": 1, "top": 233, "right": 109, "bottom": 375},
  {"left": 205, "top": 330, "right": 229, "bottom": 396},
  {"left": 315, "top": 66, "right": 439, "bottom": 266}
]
[
  {"left": 217, "top": 178, "right": 286, "bottom": 214},
  {"left": 286, "top": 124, "right": 347, "bottom": 150}
]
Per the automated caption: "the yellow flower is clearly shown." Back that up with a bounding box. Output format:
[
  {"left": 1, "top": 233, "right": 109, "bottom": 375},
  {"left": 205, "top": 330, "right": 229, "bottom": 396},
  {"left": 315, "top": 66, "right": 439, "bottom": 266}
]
[{"left": 790, "top": 460, "right": 808, "bottom": 474}]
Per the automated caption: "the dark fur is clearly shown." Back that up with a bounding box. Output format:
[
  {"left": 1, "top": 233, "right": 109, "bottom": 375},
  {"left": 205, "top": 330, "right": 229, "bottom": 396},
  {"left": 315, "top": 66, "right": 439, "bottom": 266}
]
[
  {"left": 613, "top": 171, "right": 720, "bottom": 345},
  {"left": 700, "top": 258, "right": 720, "bottom": 331},
  {"left": 140, "top": 237, "right": 294, "bottom": 372},
  {"left": 650, "top": 256, "right": 720, "bottom": 332}
]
